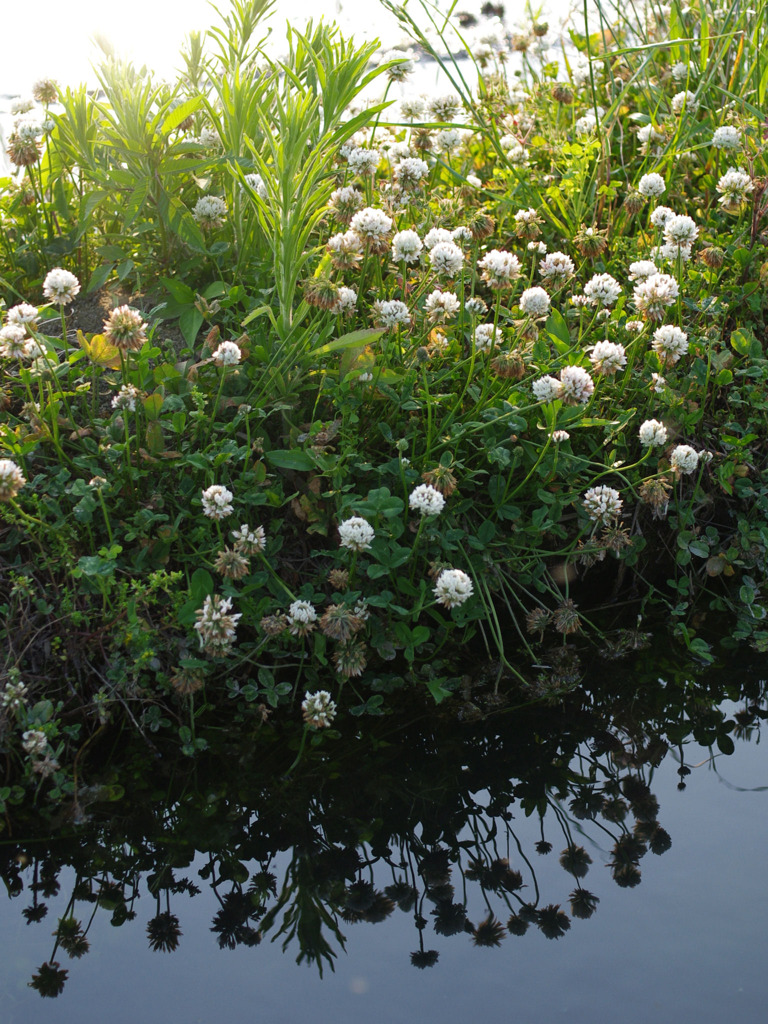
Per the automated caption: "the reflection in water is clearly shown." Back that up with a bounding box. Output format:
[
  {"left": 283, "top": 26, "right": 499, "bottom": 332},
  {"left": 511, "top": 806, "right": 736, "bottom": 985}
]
[{"left": 2, "top": 648, "right": 766, "bottom": 997}]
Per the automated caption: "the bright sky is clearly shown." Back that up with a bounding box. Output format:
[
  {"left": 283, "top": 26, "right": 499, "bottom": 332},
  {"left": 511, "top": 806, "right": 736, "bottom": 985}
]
[{"left": 0, "top": 0, "right": 401, "bottom": 95}]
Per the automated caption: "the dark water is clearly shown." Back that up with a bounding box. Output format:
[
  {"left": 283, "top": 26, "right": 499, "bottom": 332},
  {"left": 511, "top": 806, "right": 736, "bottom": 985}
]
[{"left": 1, "top": 650, "right": 766, "bottom": 1023}]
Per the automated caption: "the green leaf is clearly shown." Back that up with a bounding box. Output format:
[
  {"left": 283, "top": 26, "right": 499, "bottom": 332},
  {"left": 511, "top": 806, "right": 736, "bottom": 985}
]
[
  {"left": 545, "top": 307, "right": 571, "bottom": 346},
  {"left": 179, "top": 307, "right": 204, "bottom": 346},
  {"left": 426, "top": 677, "right": 453, "bottom": 704},
  {"left": 161, "top": 95, "right": 203, "bottom": 135},
  {"left": 314, "top": 328, "right": 386, "bottom": 357},
  {"left": 87, "top": 262, "right": 114, "bottom": 293},
  {"left": 264, "top": 449, "right": 315, "bottom": 471}
]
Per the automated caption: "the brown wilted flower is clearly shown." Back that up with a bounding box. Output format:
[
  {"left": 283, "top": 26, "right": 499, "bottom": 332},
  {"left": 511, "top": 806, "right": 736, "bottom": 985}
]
[
  {"left": 600, "top": 524, "right": 632, "bottom": 554},
  {"left": 421, "top": 465, "right": 458, "bottom": 496},
  {"left": 259, "top": 614, "right": 288, "bottom": 637},
  {"left": 472, "top": 914, "right": 506, "bottom": 947},
  {"left": 303, "top": 276, "right": 340, "bottom": 310},
  {"left": 467, "top": 208, "right": 496, "bottom": 241},
  {"left": 698, "top": 246, "right": 725, "bottom": 269},
  {"left": 328, "top": 568, "right": 350, "bottom": 591},
  {"left": 102, "top": 306, "right": 147, "bottom": 352},
  {"left": 333, "top": 639, "right": 368, "bottom": 678},
  {"left": 33, "top": 79, "right": 59, "bottom": 104},
  {"left": 638, "top": 476, "right": 672, "bottom": 518},
  {"left": 411, "top": 128, "right": 434, "bottom": 153},
  {"left": 491, "top": 351, "right": 526, "bottom": 379},
  {"left": 319, "top": 604, "right": 363, "bottom": 642},
  {"left": 214, "top": 547, "right": 250, "bottom": 580},
  {"left": 551, "top": 83, "right": 573, "bottom": 104},
  {"left": 170, "top": 667, "right": 206, "bottom": 696},
  {"left": 525, "top": 606, "right": 551, "bottom": 638},
  {"left": 574, "top": 225, "right": 608, "bottom": 258},
  {"left": 7, "top": 134, "right": 41, "bottom": 166},
  {"left": 553, "top": 598, "right": 581, "bottom": 635},
  {"left": 623, "top": 190, "right": 645, "bottom": 215}
]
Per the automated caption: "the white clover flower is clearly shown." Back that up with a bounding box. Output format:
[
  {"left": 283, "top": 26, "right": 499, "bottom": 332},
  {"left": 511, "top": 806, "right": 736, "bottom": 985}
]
[
  {"left": 42, "top": 267, "right": 80, "bottom": 305},
  {"left": 671, "top": 61, "right": 695, "bottom": 81},
  {"left": 712, "top": 125, "right": 742, "bottom": 150},
  {"left": 0, "top": 459, "right": 26, "bottom": 501},
  {"left": 466, "top": 173, "right": 482, "bottom": 188},
  {"left": 583, "top": 273, "right": 622, "bottom": 308},
  {"left": 583, "top": 485, "right": 623, "bottom": 524},
  {"left": 433, "top": 568, "right": 474, "bottom": 608},
  {"left": 625, "top": 320, "right": 645, "bottom": 333},
  {"left": 473, "top": 323, "right": 502, "bottom": 352},
  {"left": 717, "top": 167, "right": 754, "bottom": 208},
  {"left": 452, "top": 225, "right": 473, "bottom": 244},
  {"left": 1, "top": 679, "right": 28, "bottom": 710},
  {"left": 551, "top": 430, "right": 570, "bottom": 443},
  {"left": 347, "top": 146, "right": 381, "bottom": 176},
  {"left": 194, "top": 593, "right": 241, "bottom": 653},
  {"left": 477, "top": 249, "right": 521, "bottom": 288},
  {"left": 514, "top": 207, "right": 539, "bottom": 224},
  {"left": 0, "top": 324, "right": 28, "bottom": 358},
  {"left": 671, "top": 90, "right": 698, "bottom": 114},
  {"left": 192, "top": 195, "right": 227, "bottom": 228},
  {"left": 374, "top": 299, "right": 411, "bottom": 328},
  {"left": 575, "top": 113, "right": 597, "bottom": 136},
  {"left": 634, "top": 273, "right": 679, "bottom": 320},
  {"left": 241, "top": 172, "right": 268, "bottom": 198},
  {"left": 302, "top": 689, "right": 337, "bottom": 728},
  {"left": 650, "top": 205, "right": 675, "bottom": 229},
  {"left": 464, "top": 296, "right": 488, "bottom": 317},
  {"left": 387, "top": 141, "right": 413, "bottom": 162},
  {"left": 539, "top": 251, "right": 575, "bottom": 282},
  {"left": 663, "top": 214, "right": 698, "bottom": 247},
  {"left": 287, "top": 600, "right": 318, "bottom": 636},
  {"left": 350, "top": 208, "right": 393, "bottom": 249},
  {"left": 327, "top": 230, "right": 363, "bottom": 265},
  {"left": 560, "top": 365, "right": 595, "bottom": 404},
  {"left": 638, "top": 123, "right": 665, "bottom": 153},
  {"left": 428, "top": 94, "right": 461, "bottom": 120},
  {"left": 639, "top": 419, "right": 668, "bottom": 446},
  {"left": 423, "top": 227, "right": 453, "bottom": 250},
  {"left": 198, "top": 125, "right": 220, "bottom": 148},
  {"left": 400, "top": 96, "right": 426, "bottom": 121},
  {"left": 213, "top": 341, "right": 242, "bottom": 366},
  {"left": 231, "top": 523, "right": 266, "bottom": 555},
  {"left": 328, "top": 185, "right": 364, "bottom": 221},
  {"left": 6, "top": 302, "right": 39, "bottom": 327},
  {"left": 429, "top": 241, "right": 465, "bottom": 278},
  {"left": 533, "top": 375, "right": 564, "bottom": 402},
  {"left": 638, "top": 172, "right": 666, "bottom": 197},
  {"left": 670, "top": 444, "right": 699, "bottom": 474},
  {"left": 201, "top": 484, "right": 234, "bottom": 520},
  {"left": 409, "top": 483, "right": 446, "bottom": 516},
  {"left": 528, "top": 241, "right": 547, "bottom": 254},
  {"left": 393, "top": 157, "right": 429, "bottom": 187},
  {"left": 111, "top": 383, "right": 141, "bottom": 412},
  {"left": 651, "top": 323, "right": 689, "bottom": 366},
  {"left": 424, "top": 290, "right": 461, "bottom": 322},
  {"left": 391, "top": 229, "right": 423, "bottom": 263},
  {"left": 655, "top": 242, "right": 692, "bottom": 263},
  {"left": 332, "top": 286, "right": 358, "bottom": 314},
  {"left": 338, "top": 515, "right": 375, "bottom": 552},
  {"left": 651, "top": 372, "right": 667, "bottom": 392},
  {"left": 588, "top": 340, "right": 627, "bottom": 376},
  {"left": 519, "top": 287, "right": 551, "bottom": 317},
  {"left": 628, "top": 260, "right": 659, "bottom": 283},
  {"left": 22, "top": 729, "right": 48, "bottom": 756},
  {"left": 436, "top": 128, "right": 463, "bottom": 152}
]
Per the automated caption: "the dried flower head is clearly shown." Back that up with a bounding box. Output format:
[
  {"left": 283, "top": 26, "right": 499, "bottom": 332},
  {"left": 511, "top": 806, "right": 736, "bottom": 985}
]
[
  {"left": 319, "top": 604, "right": 363, "bottom": 642},
  {"left": 103, "top": 306, "right": 147, "bottom": 351},
  {"left": 213, "top": 547, "right": 250, "bottom": 580}
]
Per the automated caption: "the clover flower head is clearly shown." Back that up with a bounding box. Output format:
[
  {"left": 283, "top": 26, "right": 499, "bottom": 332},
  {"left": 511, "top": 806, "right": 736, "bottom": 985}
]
[
  {"left": 650, "top": 205, "right": 675, "bottom": 229},
  {"left": 0, "top": 324, "right": 28, "bottom": 358},
  {"left": 231, "top": 523, "right": 266, "bottom": 555},
  {"left": 43, "top": 268, "right": 80, "bottom": 305},
  {"left": 663, "top": 214, "right": 698, "bottom": 247},
  {"left": 671, "top": 90, "right": 698, "bottom": 114},
  {"left": 425, "top": 289, "right": 461, "bottom": 322},
  {"left": 103, "top": 305, "right": 147, "bottom": 351},
  {"left": 22, "top": 729, "right": 48, "bottom": 756},
  {"left": 328, "top": 185, "right": 364, "bottom": 223},
  {"left": 201, "top": 484, "right": 234, "bottom": 520},
  {"left": 350, "top": 207, "right": 393, "bottom": 248},
  {"left": 634, "top": 273, "right": 679, "bottom": 321},
  {"left": 717, "top": 167, "right": 753, "bottom": 209},
  {"left": 192, "top": 195, "right": 227, "bottom": 228},
  {"left": 429, "top": 241, "right": 464, "bottom": 278},
  {"left": 638, "top": 419, "right": 668, "bottom": 446},
  {"left": 287, "top": 600, "right": 318, "bottom": 636},
  {"left": 6, "top": 303, "right": 39, "bottom": 327},
  {"left": 651, "top": 323, "right": 688, "bottom": 366},
  {"left": 241, "top": 173, "right": 268, "bottom": 199},
  {"left": 194, "top": 593, "right": 241, "bottom": 654},
  {"left": 433, "top": 568, "right": 474, "bottom": 608},
  {"left": 394, "top": 157, "right": 429, "bottom": 187},
  {"left": 213, "top": 341, "right": 242, "bottom": 366},
  {"left": 374, "top": 299, "right": 411, "bottom": 328},
  {"left": 0, "top": 459, "right": 26, "bottom": 501},
  {"left": 560, "top": 365, "right": 595, "bottom": 404},
  {"left": 112, "top": 383, "right": 141, "bottom": 411},
  {"left": 473, "top": 323, "right": 501, "bottom": 352},
  {"left": 519, "top": 287, "right": 550, "bottom": 317},
  {"left": 332, "top": 286, "right": 358, "bottom": 314},
  {"left": 638, "top": 172, "right": 665, "bottom": 197},
  {"left": 423, "top": 228, "right": 453, "bottom": 249},
  {"left": 302, "top": 689, "right": 337, "bottom": 728},
  {"left": 346, "top": 146, "right": 381, "bottom": 176},
  {"left": 712, "top": 125, "right": 742, "bottom": 150},
  {"left": 392, "top": 229, "right": 423, "bottom": 263},
  {"left": 409, "top": 483, "right": 446, "bottom": 516},
  {"left": 589, "top": 340, "right": 626, "bottom": 376},
  {"left": 670, "top": 444, "right": 699, "bottom": 474},
  {"left": 338, "top": 515, "right": 375, "bottom": 552},
  {"left": 628, "top": 260, "right": 659, "bottom": 283},
  {"left": 583, "top": 485, "right": 623, "bottom": 524},
  {"left": 583, "top": 273, "right": 621, "bottom": 308},
  {"left": 539, "top": 251, "right": 574, "bottom": 281},
  {"left": 532, "top": 375, "right": 564, "bottom": 402},
  {"left": 477, "top": 249, "right": 521, "bottom": 288}
]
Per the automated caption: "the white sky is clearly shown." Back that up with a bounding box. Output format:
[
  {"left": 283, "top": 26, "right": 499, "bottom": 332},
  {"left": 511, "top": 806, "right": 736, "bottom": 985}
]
[{"left": 0, "top": 0, "right": 402, "bottom": 94}]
